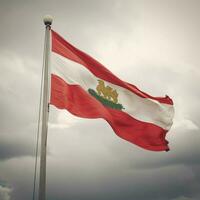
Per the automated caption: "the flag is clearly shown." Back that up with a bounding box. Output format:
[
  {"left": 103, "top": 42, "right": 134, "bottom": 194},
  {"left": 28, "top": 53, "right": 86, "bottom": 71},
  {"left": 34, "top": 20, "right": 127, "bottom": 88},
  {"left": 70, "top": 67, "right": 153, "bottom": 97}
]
[{"left": 50, "top": 30, "right": 174, "bottom": 151}]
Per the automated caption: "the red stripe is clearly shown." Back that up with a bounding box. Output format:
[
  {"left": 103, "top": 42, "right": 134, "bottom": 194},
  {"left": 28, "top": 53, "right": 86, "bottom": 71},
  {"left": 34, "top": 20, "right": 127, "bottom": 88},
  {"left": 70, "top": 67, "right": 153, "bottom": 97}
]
[
  {"left": 50, "top": 74, "right": 170, "bottom": 151},
  {"left": 51, "top": 30, "right": 173, "bottom": 105}
]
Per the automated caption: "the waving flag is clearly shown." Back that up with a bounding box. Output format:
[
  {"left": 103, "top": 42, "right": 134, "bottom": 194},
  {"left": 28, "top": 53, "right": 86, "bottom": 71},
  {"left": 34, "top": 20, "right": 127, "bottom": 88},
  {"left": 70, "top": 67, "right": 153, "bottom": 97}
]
[{"left": 50, "top": 30, "right": 174, "bottom": 151}]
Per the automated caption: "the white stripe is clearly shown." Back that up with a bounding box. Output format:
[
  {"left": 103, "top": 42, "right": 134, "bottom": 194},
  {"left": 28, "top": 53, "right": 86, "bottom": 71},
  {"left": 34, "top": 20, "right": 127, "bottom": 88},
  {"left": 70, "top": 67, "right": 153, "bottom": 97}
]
[{"left": 51, "top": 52, "right": 174, "bottom": 130}]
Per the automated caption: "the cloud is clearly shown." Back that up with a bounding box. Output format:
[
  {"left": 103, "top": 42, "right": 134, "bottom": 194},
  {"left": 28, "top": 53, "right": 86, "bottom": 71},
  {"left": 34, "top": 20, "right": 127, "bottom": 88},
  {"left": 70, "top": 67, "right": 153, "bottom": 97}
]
[
  {"left": 48, "top": 107, "right": 79, "bottom": 129},
  {"left": 0, "top": 51, "right": 41, "bottom": 160},
  {"left": 173, "top": 119, "right": 199, "bottom": 131},
  {"left": 0, "top": 185, "right": 12, "bottom": 200},
  {"left": 0, "top": 0, "right": 200, "bottom": 200},
  {"left": 171, "top": 196, "right": 199, "bottom": 200}
]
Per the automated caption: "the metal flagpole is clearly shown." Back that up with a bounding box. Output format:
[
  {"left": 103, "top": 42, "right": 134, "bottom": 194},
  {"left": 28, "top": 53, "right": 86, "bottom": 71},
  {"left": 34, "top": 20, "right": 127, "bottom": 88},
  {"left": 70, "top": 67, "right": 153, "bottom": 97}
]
[{"left": 38, "top": 15, "right": 52, "bottom": 200}]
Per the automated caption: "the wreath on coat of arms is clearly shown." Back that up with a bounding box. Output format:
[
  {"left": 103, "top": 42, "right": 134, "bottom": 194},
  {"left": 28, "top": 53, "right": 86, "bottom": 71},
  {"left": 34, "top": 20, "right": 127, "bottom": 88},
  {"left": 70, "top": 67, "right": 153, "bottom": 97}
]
[{"left": 88, "top": 80, "right": 124, "bottom": 110}]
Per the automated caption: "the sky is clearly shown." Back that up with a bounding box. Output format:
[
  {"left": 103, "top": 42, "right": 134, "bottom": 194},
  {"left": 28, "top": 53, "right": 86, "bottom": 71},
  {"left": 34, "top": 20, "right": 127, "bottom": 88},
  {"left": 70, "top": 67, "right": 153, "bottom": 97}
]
[{"left": 0, "top": 0, "right": 200, "bottom": 200}]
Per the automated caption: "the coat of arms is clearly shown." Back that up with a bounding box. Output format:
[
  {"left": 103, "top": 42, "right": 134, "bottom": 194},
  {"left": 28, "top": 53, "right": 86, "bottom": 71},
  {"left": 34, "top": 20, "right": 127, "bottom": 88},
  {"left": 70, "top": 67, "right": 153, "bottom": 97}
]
[{"left": 88, "top": 80, "right": 124, "bottom": 110}]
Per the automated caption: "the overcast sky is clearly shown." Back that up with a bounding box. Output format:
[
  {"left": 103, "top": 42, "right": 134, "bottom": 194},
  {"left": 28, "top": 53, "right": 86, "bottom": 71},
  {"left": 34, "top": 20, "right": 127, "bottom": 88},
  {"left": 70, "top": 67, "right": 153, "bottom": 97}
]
[{"left": 0, "top": 0, "right": 200, "bottom": 200}]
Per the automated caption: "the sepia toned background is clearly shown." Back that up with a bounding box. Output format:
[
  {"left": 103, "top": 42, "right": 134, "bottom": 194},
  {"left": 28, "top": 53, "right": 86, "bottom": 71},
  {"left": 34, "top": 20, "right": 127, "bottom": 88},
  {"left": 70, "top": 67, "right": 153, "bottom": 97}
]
[{"left": 0, "top": 0, "right": 200, "bottom": 199}]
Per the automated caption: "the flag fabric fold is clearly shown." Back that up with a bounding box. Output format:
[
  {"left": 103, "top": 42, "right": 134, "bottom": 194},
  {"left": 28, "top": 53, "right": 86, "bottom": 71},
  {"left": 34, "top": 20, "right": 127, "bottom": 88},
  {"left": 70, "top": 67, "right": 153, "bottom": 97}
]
[{"left": 50, "top": 30, "right": 174, "bottom": 151}]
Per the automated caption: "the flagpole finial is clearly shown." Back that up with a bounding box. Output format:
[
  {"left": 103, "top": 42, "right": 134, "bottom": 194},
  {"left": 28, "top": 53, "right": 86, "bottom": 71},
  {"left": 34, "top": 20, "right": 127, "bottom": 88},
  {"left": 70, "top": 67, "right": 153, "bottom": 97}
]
[{"left": 43, "top": 15, "right": 53, "bottom": 26}]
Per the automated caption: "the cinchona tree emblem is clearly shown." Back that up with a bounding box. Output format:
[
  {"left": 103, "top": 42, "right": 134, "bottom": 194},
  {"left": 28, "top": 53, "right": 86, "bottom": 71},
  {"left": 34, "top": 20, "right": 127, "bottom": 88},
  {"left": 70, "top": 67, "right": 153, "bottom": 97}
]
[{"left": 88, "top": 80, "right": 124, "bottom": 110}]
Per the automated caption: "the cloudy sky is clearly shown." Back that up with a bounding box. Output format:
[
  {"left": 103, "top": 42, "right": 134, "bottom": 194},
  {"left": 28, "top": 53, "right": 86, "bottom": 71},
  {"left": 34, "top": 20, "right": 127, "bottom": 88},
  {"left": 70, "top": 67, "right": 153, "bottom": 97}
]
[{"left": 0, "top": 0, "right": 200, "bottom": 200}]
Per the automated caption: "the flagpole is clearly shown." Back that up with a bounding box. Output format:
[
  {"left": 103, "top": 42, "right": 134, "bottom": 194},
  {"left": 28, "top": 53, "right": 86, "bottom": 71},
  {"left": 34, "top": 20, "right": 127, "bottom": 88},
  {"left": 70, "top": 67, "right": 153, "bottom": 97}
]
[{"left": 38, "top": 15, "right": 52, "bottom": 200}]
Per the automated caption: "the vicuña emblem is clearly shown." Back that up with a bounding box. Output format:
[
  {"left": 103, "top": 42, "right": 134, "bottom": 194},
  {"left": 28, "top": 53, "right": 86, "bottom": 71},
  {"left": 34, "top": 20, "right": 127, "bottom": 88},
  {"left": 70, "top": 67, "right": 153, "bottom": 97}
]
[
  {"left": 88, "top": 80, "right": 124, "bottom": 110},
  {"left": 96, "top": 80, "right": 119, "bottom": 103}
]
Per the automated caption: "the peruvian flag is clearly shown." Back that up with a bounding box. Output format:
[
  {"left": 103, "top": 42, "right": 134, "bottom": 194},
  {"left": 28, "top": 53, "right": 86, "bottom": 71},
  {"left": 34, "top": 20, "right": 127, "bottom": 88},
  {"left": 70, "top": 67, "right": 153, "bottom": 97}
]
[{"left": 50, "top": 30, "right": 174, "bottom": 151}]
